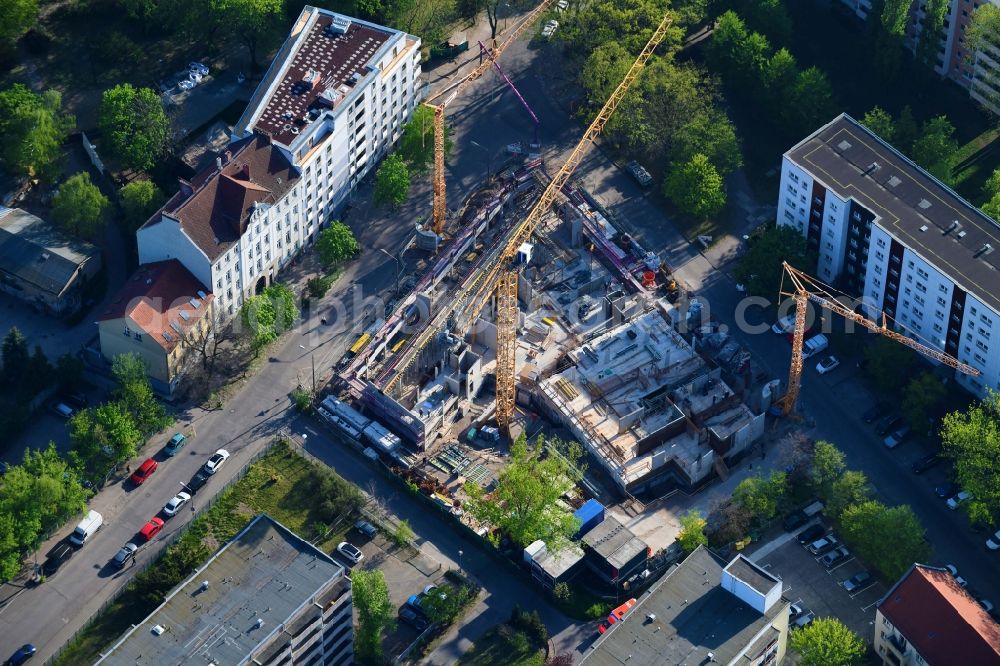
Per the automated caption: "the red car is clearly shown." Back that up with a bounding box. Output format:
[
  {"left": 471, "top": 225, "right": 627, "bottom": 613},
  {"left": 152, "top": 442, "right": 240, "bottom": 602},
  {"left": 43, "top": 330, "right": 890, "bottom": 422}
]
[
  {"left": 130, "top": 458, "right": 158, "bottom": 485},
  {"left": 139, "top": 517, "right": 164, "bottom": 542}
]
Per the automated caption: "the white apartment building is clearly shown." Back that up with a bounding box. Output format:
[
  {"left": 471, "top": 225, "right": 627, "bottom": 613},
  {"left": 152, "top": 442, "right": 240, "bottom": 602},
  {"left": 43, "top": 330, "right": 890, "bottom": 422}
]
[
  {"left": 96, "top": 515, "right": 354, "bottom": 666},
  {"left": 777, "top": 113, "right": 1000, "bottom": 398},
  {"left": 138, "top": 7, "right": 421, "bottom": 319}
]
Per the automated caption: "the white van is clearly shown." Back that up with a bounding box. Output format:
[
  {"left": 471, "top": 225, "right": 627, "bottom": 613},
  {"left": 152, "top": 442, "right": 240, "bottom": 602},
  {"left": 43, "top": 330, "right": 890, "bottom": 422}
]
[
  {"left": 801, "top": 334, "right": 829, "bottom": 359},
  {"left": 69, "top": 510, "right": 103, "bottom": 546}
]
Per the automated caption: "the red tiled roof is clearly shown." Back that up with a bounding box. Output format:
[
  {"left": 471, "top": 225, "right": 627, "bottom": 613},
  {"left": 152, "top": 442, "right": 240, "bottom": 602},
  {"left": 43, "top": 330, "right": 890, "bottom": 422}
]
[
  {"left": 879, "top": 565, "right": 1000, "bottom": 665},
  {"left": 99, "top": 260, "right": 214, "bottom": 352},
  {"left": 145, "top": 134, "right": 298, "bottom": 261}
]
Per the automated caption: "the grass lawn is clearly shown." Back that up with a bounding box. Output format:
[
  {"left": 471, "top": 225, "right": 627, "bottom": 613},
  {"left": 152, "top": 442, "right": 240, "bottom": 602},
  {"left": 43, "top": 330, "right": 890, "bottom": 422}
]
[
  {"left": 459, "top": 624, "right": 546, "bottom": 666},
  {"left": 52, "top": 441, "right": 358, "bottom": 665},
  {"left": 552, "top": 581, "right": 612, "bottom": 621}
]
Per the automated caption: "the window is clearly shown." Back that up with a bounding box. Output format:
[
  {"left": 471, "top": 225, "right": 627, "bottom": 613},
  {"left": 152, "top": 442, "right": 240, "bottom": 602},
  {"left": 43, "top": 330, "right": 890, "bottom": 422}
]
[
  {"left": 877, "top": 238, "right": 887, "bottom": 249},
  {"left": 916, "top": 282, "right": 927, "bottom": 293},
  {"left": 783, "top": 210, "right": 795, "bottom": 222},
  {"left": 875, "top": 251, "right": 885, "bottom": 261},
  {"left": 976, "top": 340, "right": 989, "bottom": 353},
  {"left": 981, "top": 328, "right": 991, "bottom": 340},
  {"left": 937, "top": 296, "right": 947, "bottom": 307},
  {"left": 975, "top": 352, "right": 987, "bottom": 364},
  {"left": 938, "top": 284, "right": 948, "bottom": 294},
  {"left": 933, "top": 323, "right": 943, "bottom": 334},
  {"left": 134, "top": 332, "right": 142, "bottom": 342},
  {"left": 123, "top": 325, "right": 131, "bottom": 337},
  {"left": 981, "top": 314, "right": 993, "bottom": 327},
  {"left": 915, "top": 295, "right": 925, "bottom": 306}
]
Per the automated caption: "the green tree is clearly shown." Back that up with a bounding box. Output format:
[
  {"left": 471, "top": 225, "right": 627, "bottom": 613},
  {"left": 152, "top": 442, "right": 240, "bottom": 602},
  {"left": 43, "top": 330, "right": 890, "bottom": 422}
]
[
  {"left": 373, "top": 153, "right": 410, "bottom": 208},
  {"left": 240, "top": 283, "right": 298, "bottom": 354},
  {"left": 422, "top": 584, "right": 476, "bottom": 624},
  {"left": 911, "top": 115, "right": 957, "bottom": 183},
  {"left": 112, "top": 353, "right": 169, "bottom": 436},
  {"left": 0, "top": 0, "right": 38, "bottom": 44},
  {"left": 730, "top": 0, "right": 792, "bottom": 44},
  {"left": 98, "top": 84, "right": 170, "bottom": 171},
  {"left": 1, "top": 327, "right": 30, "bottom": 386},
  {"left": 783, "top": 67, "right": 836, "bottom": 136},
  {"left": 860, "top": 106, "right": 895, "bottom": 143},
  {"left": 51, "top": 172, "right": 109, "bottom": 238},
  {"left": 733, "top": 225, "right": 808, "bottom": 298},
  {"left": 352, "top": 569, "right": 393, "bottom": 664},
  {"left": 811, "top": 440, "right": 846, "bottom": 502},
  {"left": 580, "top": 41, "right": 633, "bottom": 109},
  {"left": 464, "top": 435, "right": 583, "bottom": 551},
  {"left": 397, "top": 104, "right": 445, "bottom": 172},
  {"left": 211, "top": 0, "right": 284, "bottom": 72},
  {"left": 663, "top": 153, "right": 726, "bottom": 219},
  {"left": 982, "top": 168, "right": 1000, "bottom": 221},
  {"left": 119, "top": 180, "right": 165, "bottom": 233},
  {"left": 392, "top": 519, "right": 415, "bottom": 547},
  {"left": 894, "top": 105, "right": 919, "bottom": 152},
  {"left": 672, "top": 109, "right": 742, "bottom": 177},
  {"left": 0, "top": 85, "right": 74, "bottom": 181},
  {"left": 967, "top": 2, "right": 1000, "bottom": 54},
  {"left": 732, "top": 471, "right": 787, "bottom": 523},
  {"left": 762, "top": 47, "right": 798, "bottom": 105},
  {"left": 315, "top": 221, "right": 359, "bottom": 266},
  {"left": 789, "top": 617, "right": 865, "bottom": 666},
  {"left": 707, "top": 11, "right": 750, "bottom": 81},
  {"left": 941, "top": 391, "right": 1000, "bottom": 523},
  {"left": 557, "top": 0, "right": 676, "bottom": 57},
  {"left": 917, "top": 0, "right": 950, "bottom": 68},
  {"left": 901, "top": 372, "right": 946, "bottom": 432},
  {"left": 677, "top": 510, "right": 708, "bottom": 554},
  {"left": 864, "top": 336, "right": 916, "bottom": 394},
  {"left": 840, "top": 501, "right": 929, "bottom": 580},
  {"left": 55, "top": 353, "right": 84, "bottom": 388},
  {"left": 881, "top": 0, "right": 915, "bottom": 35},
  {"left": 828, "top": 470, "right": 872, "bottom": 520}
]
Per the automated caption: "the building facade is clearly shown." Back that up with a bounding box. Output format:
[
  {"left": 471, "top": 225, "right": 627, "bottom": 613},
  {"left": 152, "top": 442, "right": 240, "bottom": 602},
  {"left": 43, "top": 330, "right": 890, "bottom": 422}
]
[
  {"left": 0, "top": 206, "right": 102, "bottom": 317},
  {"left": 874, "top": 564, "right": 1000, "bottom": 665},
  {"left": 138, "top": 7, "right": 421, "bottom": 320},
  {"left": 97, "top": 260, "right": 214, "bottom": 395},
  {"left": 96, "top": 515, "right": 353, "bottom": 666},
  {"left": 777, "top": 113, "right": 1000, "bottom": 398},
  {"left": 837, "top": 0, "right": 1000, "bottom": 114}
]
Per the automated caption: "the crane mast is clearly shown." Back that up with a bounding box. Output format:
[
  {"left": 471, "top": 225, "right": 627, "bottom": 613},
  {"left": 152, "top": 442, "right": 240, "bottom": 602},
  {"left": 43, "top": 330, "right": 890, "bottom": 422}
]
[{"left": 779, "top": 261, "right": 979, "bottom": 415}]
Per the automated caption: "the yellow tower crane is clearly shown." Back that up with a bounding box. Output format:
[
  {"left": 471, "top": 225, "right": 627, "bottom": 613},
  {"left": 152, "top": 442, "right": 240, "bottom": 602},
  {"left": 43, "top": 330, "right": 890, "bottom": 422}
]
[
  {"left": 422, "top": 0, "right": 556, "bottom": 236},
  {"left": 779, "top": 261, "right": 980, "bottom": 415}
]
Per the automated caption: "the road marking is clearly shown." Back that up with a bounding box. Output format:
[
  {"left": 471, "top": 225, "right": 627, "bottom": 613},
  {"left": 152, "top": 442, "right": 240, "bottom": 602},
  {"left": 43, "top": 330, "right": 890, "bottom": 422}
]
[{"left": 861, "top": 600, "right": 881, "bottom": 612}]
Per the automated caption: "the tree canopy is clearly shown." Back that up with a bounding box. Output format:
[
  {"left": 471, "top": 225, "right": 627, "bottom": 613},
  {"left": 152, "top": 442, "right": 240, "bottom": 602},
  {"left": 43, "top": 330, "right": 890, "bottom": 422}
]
[
  {"left": 910, "top": 115, "right": 957, "bottom": 183},
  {"left": 98, "top": 84, "right": 170, "bottom": 171},
  {"left": 398, "top": 104, "right": 445, "bottom": 173},
  {"left": 732, "top": 471, "right": 787, "bottom": 524},
  {"left": 677, "top": 510, "right": 708, "bottom": 554},
  {"left": 52, "top": 172, "right": 110, "bottom": 238},
  {"left": 789, "top": 617, "right": 865, "bottom": 666},
  {"left": 810, "top": 440, "right": 846, "bottom": 502},
  {"left": 982, "top": 168, "right": 1000, "bottom": 222},
  {"left": 120, "top": 180, "right": 166, "bottom": 233},
  {"left": 464, "top": 434, "right": 583, "bottom": 551},
  {"left": 112, "top": 353, "right": 170, "bottom": 436},
  {"left": 351, "top": 568, "right": 393, "bottom": 664},
  {"left": 316, "top": 221, "right": 359, "bottom": 267},
  {"left": 863, "top": 336, "right": 916, "bottom": 394},
  {"left": 840, "top": 500, "right": 929, "bottom": 580},
  {"left": 0, "top": 84, "right": 74, "bottom": 181},
  {"left": 663, "top": 153, "right": 726, "bottom": 219},
  {"left": 827, "top": 470, "right": 872, "bottom": 520},
  {"left": 860, "top": 106, "right": 896, "bottom": 143},
  {"left": 941, "top": 391, "right": 1000, "bottom": 523},
  {"left": 374, "top": 153, "right": 410, "bottom": 208},
  {"left": 211, "top": 0, "right": 284, "bottom": 72},
  {"left": 901, "top": 372, "right": 945, "bottom": 432},
  {"left": 240, "top": 283, "right": 298, "bottom": 354},
  {"left": 0, "top": 0, "right": 38, "bottom": 45},
  {"left": 733, "top": 225, "right": 809, "bottom": 298}
]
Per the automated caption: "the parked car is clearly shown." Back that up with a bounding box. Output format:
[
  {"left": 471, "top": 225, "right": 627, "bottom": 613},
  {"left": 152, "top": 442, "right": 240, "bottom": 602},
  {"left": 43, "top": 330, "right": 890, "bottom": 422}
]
[
  {"left": 911, "top": 453, "right": 940, "bottom": 474},
  {"left": 112, "top": 542, "right": 138, "bottom": 568},
  {"left": 862, "top": 402, "right": 888, "bottom": 423},
  {"left": 355, "top": 520, "right": 377, "bottom": 538},
  {"left": 797, "top": 523, "right": 826, "bottom": 545},
  {"left": 188, "top": 61, "right": 209, "bottom": 75},
  {"left": 164, "top": 432, "right": 187, "bottom": 457},
  {"left": 130, "top": 458, "right": 158, "bottom": 485},
  {"left": 944, "top": 564, "right": 968, "bottom": 587},
  {"left": 187, "top": 471, "right": 210, "bottom": 494},
  {"left": 772, "top": 314, "right": 797, "bottom": 335},
  {"left": 876, "top": 415, "right": 903, "bottom": 436},
  {"left": 178, "top": 78, "right": 196, "bottom": 91},
  {"left": 815, "top": 355, "right": 840, "bottom": 374},
  {"left": 947, "top": 491, "right": 973, "bottom": 510},
  {"left": 783, "top": 510, "right": 809, "bottom": 532},
  {"left": 986, "top": 529, "right": 1000, "bottom": 551},
  {"left": 841, "top": 571, "right": 873, "bottom": 593},
  {"left": 398, "top": 605, "right": 428, "bottom": 630},
  {"left": 935, "top": 482, "right": 960, "bottom": 499},
  {"left": 139, "top": 517, "right": 165, "bottom": 542},
  {"left": 203, "top": 449, "right": 230, "bottom": 475},
  {"left": 788, "top": 602, "right": 804, "bottom": 618},
  {"left": 807, "top": 534, "right": 839, "bottom": 555},
  {"left": 337, "top": 541, "right": 363, "bottom": 564},
  {"left": 6, "top": 644, "right": 36, "bottom": 665},
  {"left": 883, "top": 426, "right": 912, "bottom": 449},
  {"left": 800, "top": 334, "right": 829, "bottom": 359},
  {"left": 49, "top": 401, "right": 76, "bottom": 418},
  {"left": 821, "top": 546, "right": 851, "bottom": 568},
  {"left": 162, "top": 492, "right": 191, "bottom": 517},
  {"left": 792, "top": 611, "right": 815, "bottom": 628},
  {"left": 68, "top": 509, "right": 103, "bottom": 546},
  {"left": 41, "top": 542, "right": 74, "bottom": 577}
]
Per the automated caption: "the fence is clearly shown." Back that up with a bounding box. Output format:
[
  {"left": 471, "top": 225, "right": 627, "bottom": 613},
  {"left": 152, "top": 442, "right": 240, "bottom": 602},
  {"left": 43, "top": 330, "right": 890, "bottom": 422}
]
[{"left": 44, "top": 441, "right": 280, "bottom": 665}]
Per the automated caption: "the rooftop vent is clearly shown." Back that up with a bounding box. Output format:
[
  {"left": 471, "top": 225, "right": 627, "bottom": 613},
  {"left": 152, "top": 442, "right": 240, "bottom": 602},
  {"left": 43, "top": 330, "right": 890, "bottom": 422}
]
[
  {"left": 303, "top": 69, "right": 321, "bottom": 87},
  {"left": 200, "top": 580, "right": 210, "bottom": 592},
  {"left": 328, "top": 16, "right": 351, "bottom": 34},
  {"left": 39, "top": 252, "right": 50, "bottom": 261},
  {"left": 862, "top": 161, "right": 880, "bottom": 176},
  {"left": 976, "top": 243, "right": 994, "bottom": 257},
  {"left": 152, "top": 625, "right": 165, "bottom": 636},
  {"left": 946, "top": 220, "right": 962, "bottom": 234},
  {"left": 920, "top": 225, "right": 928, "bottom": 232}
]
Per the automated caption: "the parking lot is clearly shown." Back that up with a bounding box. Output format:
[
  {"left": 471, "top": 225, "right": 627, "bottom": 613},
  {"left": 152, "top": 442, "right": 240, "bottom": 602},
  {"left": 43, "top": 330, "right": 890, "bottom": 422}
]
[
  {"left": 754, "top": 527, "right": 885, "bottom": 639},
  {"left": 335, "top": 520, "right": 446, "bottom": 656}
]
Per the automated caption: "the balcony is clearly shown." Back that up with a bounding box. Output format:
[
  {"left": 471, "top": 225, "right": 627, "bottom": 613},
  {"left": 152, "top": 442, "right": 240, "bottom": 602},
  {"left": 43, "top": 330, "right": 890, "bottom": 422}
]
[{"left": 886, "top": 633, "right": 908, "bottom": 656}]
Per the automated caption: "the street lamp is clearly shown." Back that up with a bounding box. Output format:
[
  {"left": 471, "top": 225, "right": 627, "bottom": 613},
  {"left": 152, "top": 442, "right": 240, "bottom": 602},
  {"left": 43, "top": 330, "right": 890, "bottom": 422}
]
[
  {"left": 299, "top": 344, "right": 316, "bottom": 393},
  {"left": 470, "top": 140, "right": 493, "bottom": 183},
  {"left": 458, "top": 549, "right": 464, "bottom": 572},
  {"left": 377, "top": 247, "right": 403, "bottom": 298}
]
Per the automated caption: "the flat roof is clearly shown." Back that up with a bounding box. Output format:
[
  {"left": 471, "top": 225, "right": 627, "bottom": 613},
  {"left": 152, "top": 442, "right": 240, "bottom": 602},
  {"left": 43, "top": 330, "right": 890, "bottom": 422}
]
[
  {"left": 724, "top": 555, "right": 781, "bottom": 597},
  {"left": 582, "top": 547, "right": 787, "bottom": 666},
  {"left": 96, "top": 514, "right": 346, "bottom": 666},
  {"left": 787, "top": 113, "right": 1000, "bottom": 314},
  {"left": 243, "top": 7, "right": 393, "bottom": 145},
  {"left": 0, "top": 206, "right": 99, "bottom": 296},
  {"left": 582, "top": 516, "right": 647, "bottom": 570}
]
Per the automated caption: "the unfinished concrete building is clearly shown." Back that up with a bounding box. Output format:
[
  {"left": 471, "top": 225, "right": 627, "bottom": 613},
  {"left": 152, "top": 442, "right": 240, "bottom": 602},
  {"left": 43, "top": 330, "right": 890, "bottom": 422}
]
[{"left": 537, "top": 309, "right": 764, "bottom": 496}]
